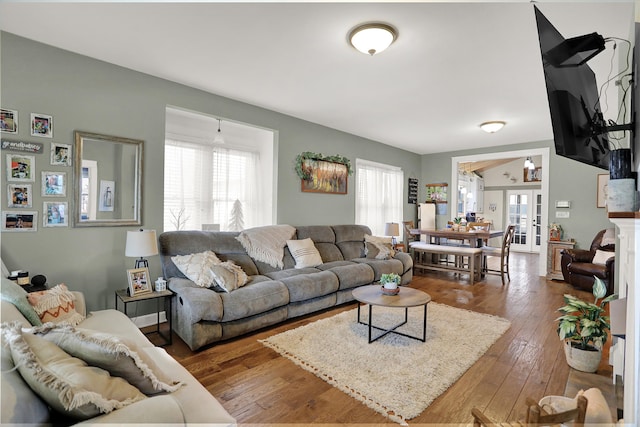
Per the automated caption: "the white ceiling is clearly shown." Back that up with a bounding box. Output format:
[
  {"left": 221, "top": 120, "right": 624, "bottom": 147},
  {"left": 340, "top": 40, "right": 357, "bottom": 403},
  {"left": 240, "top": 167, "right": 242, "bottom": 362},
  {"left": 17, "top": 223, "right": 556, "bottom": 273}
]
[{"left": 0, "top": 1, "right": 634, "bottom": 155}]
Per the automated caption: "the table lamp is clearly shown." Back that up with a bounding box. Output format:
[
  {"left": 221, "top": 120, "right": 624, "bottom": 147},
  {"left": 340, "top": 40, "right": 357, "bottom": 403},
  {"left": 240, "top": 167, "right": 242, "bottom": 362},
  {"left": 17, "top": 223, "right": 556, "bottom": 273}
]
[
  {"left": 125, "top": 229, "right": 158, "bottom": 268},
  {"left": 384, "top": 222, "right": 400, "bottom": 246}
]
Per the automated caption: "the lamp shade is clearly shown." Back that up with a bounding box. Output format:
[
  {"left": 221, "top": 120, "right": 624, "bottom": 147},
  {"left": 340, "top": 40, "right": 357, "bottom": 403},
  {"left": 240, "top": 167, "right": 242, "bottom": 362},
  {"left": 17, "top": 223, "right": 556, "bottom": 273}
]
[
  {"left": 384, "top": 222, "right": 400, "bottom": 237},
  {"left": 125, "top": 229, "right": 158, "bottom": 258}
]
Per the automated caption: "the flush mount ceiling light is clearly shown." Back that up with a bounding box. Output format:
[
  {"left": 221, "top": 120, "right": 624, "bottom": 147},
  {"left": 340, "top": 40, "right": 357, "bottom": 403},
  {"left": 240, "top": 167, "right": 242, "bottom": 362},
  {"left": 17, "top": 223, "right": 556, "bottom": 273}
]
[
  {"left": 479, "top": 121, "right": 506, "bottom": 133},
  {"left": 349, "top": 23, "right": 397, "bottom": 56}
]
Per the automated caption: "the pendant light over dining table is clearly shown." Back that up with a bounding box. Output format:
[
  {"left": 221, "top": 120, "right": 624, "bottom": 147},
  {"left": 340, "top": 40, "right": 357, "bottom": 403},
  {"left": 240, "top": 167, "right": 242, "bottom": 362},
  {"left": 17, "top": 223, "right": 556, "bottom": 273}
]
[{"left": 213, "top": 118, "right": 225, "bottom": 144}]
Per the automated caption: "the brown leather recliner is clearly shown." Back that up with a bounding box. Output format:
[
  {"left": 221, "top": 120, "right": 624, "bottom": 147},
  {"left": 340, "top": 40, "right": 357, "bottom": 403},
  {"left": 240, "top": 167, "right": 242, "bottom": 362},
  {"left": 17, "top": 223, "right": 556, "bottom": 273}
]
[{"left": 560, "top": 229, "right": 615, "bottom": 295}]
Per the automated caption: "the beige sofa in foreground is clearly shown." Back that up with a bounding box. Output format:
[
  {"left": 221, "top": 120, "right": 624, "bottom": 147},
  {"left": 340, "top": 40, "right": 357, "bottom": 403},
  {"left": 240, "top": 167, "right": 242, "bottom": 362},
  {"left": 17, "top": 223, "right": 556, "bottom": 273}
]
[{"left": 1, "top": 282, "right": 236, "bottom": 426}]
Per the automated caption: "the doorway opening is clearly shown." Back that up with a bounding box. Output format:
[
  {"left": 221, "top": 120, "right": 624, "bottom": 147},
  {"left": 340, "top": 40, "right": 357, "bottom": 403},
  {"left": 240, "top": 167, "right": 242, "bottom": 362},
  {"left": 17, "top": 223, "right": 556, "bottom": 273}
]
[{"left": 451, "top": 147, "right": 550, "bottom": 276}]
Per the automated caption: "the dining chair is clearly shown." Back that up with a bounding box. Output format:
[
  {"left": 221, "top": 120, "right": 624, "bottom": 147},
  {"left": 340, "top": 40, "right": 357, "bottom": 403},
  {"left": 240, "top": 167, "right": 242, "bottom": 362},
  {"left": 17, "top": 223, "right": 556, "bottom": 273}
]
[
  {"left": 482, "top": 224, "right": 516, "bottom": 285},
  {"left": 471, "top": 394, "right": 588, "bottom": 427}
]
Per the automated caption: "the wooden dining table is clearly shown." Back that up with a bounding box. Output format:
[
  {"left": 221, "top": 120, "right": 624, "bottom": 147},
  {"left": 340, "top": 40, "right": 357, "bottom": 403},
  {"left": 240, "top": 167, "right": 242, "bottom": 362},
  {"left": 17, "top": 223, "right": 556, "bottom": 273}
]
[{"left": 409, "top": 228, "right": 504, "bottom": 248}]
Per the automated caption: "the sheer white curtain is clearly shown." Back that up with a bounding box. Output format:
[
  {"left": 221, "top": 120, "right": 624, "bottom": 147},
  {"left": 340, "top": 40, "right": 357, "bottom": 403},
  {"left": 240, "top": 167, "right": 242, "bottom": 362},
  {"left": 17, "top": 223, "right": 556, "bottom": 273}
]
[
  {"left": 164, "top": 139, "right": 261, "bottom": 231},
  {"left": 355, "top": 159, "right": 404, "bottom": 236}
]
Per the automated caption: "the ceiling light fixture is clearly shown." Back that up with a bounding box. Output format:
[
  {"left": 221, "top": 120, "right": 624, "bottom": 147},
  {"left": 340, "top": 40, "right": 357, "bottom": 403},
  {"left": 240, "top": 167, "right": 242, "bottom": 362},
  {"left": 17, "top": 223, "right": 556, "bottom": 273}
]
[
  {"left": 479, "top": 121, "right": 506, "bottom": 133},
  {"left": 349, "top": 23, "right": 397, "bottom": 56},
  {"left": 524, "top": 156, "right": 535, "bottom": 170},
  {"left": 213, "top": 119, "right": 225, "bottom": 144}
]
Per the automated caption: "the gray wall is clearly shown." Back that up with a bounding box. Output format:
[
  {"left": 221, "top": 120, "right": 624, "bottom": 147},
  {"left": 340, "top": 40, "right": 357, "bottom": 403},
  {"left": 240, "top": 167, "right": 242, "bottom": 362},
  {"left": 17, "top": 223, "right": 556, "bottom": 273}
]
[
  {"left": 0, "top": 32, "right": 421, "bottom": 311},
  {"left": 420, "top": 140, "right": 613, "bottom": 250}
]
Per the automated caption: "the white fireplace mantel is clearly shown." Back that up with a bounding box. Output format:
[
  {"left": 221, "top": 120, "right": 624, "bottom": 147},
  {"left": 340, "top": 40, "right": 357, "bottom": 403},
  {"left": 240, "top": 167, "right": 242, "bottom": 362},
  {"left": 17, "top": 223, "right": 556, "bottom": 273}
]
[{"left": 609, "top": 213, "right": 640, "bottom": 425}]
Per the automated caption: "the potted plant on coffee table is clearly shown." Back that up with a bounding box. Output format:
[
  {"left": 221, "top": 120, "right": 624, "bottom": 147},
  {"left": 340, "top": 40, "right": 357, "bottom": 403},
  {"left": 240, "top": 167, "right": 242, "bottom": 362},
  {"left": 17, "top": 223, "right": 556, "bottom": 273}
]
[
  {"left": 557, "top": 276, "right": 617, "bottom": 372},
  {"left": 380, "top": 273, "right": 401, "bottom": 295}
]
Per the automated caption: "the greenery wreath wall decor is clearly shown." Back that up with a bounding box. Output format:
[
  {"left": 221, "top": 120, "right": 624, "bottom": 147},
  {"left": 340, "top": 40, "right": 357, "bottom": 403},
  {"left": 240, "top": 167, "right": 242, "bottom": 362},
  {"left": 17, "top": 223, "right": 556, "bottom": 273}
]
[
  {"left": 296, "top": 152, "right": 353, "bottom": 194},
  {"left": 295, "top": 152, "right": 353, "bottom": 180}
]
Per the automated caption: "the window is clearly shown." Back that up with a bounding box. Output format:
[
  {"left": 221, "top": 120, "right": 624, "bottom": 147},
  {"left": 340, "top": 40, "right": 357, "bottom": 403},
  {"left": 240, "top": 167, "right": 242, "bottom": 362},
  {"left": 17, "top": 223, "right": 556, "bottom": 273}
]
[
  {"left": 164, "top": 108, "right": 274, "bottom": 232},
  {"left": 355, "top": 159, "right": 403, "bottom": 236}
]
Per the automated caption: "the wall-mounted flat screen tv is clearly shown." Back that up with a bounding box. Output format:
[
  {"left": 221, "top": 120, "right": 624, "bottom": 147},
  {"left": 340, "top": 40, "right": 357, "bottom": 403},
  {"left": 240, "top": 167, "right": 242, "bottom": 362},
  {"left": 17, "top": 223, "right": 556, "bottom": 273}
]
[{"left": 535, "top": 6, "right": 609, "bottom": 170}]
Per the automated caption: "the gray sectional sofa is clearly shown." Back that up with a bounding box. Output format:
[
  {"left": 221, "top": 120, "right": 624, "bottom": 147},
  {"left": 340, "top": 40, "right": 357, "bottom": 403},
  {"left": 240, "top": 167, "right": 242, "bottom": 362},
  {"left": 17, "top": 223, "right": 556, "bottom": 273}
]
[{"left": 159, "top": 224, "right": 413, "bottom": 351}]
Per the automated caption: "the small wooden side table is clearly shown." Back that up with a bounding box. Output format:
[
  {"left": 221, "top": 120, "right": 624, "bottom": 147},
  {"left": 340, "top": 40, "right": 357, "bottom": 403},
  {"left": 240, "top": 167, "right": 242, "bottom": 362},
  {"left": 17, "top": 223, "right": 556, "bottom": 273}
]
[{"left": 115, "top": 289, "right": 173, "bottom": 346}]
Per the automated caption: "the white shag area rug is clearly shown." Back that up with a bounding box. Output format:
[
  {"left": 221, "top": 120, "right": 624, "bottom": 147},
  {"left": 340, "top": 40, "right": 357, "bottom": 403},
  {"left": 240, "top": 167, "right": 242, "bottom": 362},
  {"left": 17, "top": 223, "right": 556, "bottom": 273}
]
[{"left": 259, "top": 302, "right": 511, "bottom": 425}]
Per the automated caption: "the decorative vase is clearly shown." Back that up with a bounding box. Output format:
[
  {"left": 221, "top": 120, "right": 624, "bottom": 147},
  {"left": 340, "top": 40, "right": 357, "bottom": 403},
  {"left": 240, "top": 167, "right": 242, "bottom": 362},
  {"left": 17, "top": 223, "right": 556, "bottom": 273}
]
[
  {"left": 563, "top": 341, "right": 602, "bottom": 373},
  {"left": 383, "top": 281, "right": 398, "bottom": 290},
  {"left": 609, "top": 148, "right": 632, "bottom": 179}
]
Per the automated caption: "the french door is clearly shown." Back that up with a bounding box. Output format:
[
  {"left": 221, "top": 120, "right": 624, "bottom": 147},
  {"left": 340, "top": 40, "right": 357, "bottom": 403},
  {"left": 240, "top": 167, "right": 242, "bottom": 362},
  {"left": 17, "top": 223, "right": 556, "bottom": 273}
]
[{"left": 506, "top": 189, "right": 542, "bottom": 253}]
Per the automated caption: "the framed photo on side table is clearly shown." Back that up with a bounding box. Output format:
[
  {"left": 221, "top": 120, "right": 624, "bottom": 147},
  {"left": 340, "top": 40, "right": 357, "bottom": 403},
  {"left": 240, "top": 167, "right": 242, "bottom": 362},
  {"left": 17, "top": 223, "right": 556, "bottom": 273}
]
[{"left": 127, "top": 267, "right": 151, "bottom": 297}]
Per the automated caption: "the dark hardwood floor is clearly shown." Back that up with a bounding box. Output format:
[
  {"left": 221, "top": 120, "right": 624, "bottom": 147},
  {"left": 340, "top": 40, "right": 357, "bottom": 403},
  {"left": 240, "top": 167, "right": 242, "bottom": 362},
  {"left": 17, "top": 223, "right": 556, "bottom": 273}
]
[{"left": 160, "top": 253, "right": 614, "bottom": 425}]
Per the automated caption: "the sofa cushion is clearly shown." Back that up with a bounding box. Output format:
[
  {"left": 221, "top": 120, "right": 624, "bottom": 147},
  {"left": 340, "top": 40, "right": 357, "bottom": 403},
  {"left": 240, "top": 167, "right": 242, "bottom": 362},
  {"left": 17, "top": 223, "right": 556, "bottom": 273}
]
[
  {"left": 353, "top": 257, "right": 404, "bottom": 281},
  {"left": 171, "top": 250, "right": 222, "bottom": 288},
  {"left": 272, "top": 270, "right": 339, "bottom": 302},
  {"left": 27, "top": 284, "right": 85, "bottom": 326},
  {"left": 219, "top": 280, "right": 290, "bottom": 322},
  {"left": 1, "top": 322, "right": 146, "bottom": 420},
  {"left": 592, "top": 249, "right": 614, "bottom": 266},
  {"left": 287, "top": 238, "right": 323, "bottom": 268},
  {"left": 317, "top": 262, "right": 375, "bottom": 290},
  {"left": 333, "top": 224, "right": 370, "bottom": 260},
  {"left": 1, "top": 276, "right": 42, "bottom": 326},
  {"left": 568, "top": 262, "right": 608, "bottom": 279},
  {"left": 31, "top": 323, "right": 183, "bottom": 395}
]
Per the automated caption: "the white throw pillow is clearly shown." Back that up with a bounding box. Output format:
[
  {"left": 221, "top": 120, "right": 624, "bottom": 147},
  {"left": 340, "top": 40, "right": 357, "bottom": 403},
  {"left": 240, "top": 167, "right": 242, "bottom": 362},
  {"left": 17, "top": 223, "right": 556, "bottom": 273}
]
[
  {"left": 592, "top": 249, "right": 614, "bottom": 266},
  {"left": 171, "top": 251, "right": 222, "bottom": 287},
  {"left": 601, "top": 228, "right": 616, "bottom": 247},
  {"left": 30, "top": 323, "right": 183, "bottom": 395},
  {"left": 287, "top": 238, "right": 323, "bottom": 269},
  {"left": 0, "top": 322, "right": 145, "bottom": 420},
  {"left": 364, "top": 234, "right": 395, "bottom": 260},
  {"left": 209, "top": 261, "right": 249, "bottom": 292},
  {"left": 577, "top": 388, "right": 614, "bottom": 424}
]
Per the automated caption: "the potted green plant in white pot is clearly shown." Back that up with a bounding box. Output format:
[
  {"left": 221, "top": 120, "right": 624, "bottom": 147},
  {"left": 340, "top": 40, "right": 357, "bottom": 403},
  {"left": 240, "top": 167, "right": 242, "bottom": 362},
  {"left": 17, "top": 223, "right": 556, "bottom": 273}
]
[
  {"left": 557, "top": 276, "right": 617, "bottom": 372},
  {"left": 380, "top": 273, "right": 401, "bottom": 295}
]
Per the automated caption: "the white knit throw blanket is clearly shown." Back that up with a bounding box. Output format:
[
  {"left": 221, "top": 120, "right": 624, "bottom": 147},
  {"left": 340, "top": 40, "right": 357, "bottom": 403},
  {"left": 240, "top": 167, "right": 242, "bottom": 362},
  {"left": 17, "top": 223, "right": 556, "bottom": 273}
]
[{"left": 236, "top": 225, "right": 296, "bottom": 269}]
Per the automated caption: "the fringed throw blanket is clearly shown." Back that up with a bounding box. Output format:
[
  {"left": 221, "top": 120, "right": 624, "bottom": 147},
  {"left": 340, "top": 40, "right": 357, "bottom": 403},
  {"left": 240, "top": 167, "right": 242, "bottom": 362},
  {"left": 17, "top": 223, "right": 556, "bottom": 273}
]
[{"left": 236, "top": 225, "right": 296, "bottom": 269}]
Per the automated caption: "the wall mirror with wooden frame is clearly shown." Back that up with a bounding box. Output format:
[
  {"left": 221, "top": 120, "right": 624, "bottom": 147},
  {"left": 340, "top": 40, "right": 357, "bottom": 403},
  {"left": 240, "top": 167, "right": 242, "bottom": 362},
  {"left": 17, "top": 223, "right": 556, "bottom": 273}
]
[{"left": 72, "top": 131, "right": 143, "bottom": 227}]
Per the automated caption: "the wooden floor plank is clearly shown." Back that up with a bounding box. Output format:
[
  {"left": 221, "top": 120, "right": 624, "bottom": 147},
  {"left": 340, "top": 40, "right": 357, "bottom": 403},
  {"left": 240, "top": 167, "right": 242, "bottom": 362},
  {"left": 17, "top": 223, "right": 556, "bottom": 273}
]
[{"left": 164, "top": 252, "right": 615, "bottom": 424}]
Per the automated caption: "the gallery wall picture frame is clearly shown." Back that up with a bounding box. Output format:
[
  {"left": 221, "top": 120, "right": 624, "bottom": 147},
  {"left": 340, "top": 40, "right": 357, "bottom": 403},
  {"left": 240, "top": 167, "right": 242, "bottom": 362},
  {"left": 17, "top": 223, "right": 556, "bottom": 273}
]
[
  {"left": 7, "top": 184, "right": 32, "bottom": 208},
  {"left": 41, "top": 171, "right": 66, "bottom": 196},
  {"left": 597, "top": 173, "right": 609, "bottom": 208},
  {"left": 31, "top": 113, "right": 53, "bottom": 138},
  {"left": 43, "top": 201, "right": 68, "bottom": 227},
  {"left": 1, "top": 211, "right": 38, "bottom": 232},
  {"left": 127, "top": 267, "right": 152, "bottom": 296},
  {"left": 50, "top": 142, "right": 71, "bottom": 166},
  {"left": 0, "top": 108, "right": 18, "bottom": 134},
  {"left": 6, "top": 153, "right": 35, "bottom": 182},
  {"left": 300, "top": 158, "right": 348, "bottom": 194}
]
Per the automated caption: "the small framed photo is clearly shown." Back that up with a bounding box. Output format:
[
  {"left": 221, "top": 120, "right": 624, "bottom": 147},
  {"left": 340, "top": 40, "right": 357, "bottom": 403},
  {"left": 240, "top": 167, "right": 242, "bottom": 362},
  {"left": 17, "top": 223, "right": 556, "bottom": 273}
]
[
  {"left": 0, "top": 108, "right": 18, "bottom": 133},
  {"left": 127, "top": 267, "right": 152, "bottom": 297},
  {"left": 43, "top": 201, "right": 68, "bottom": 227},
  {"left": 6, "top": 153, "right": 35, "bottom": 182},
  {"left": 1, "top": 211, "right": 37, "bottom": 232},
  {"left": 42, "top": 171, "right": 66, "bottom": 196},
  {"left": 50, "top": 142, "right": 71, "bottom": 166},
  {"left": 597, "top": 173, "right": 609, "bottom": 208},
  {"left": 7, "top": 184, "right": 32, "bottom": 208},
  {"left": 31, "top": 113, "right": 53, "bottom": 138}
]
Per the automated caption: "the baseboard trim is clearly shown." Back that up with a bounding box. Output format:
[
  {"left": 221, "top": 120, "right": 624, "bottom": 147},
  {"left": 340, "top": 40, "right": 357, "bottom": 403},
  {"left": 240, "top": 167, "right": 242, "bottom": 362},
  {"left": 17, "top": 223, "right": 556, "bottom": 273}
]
[{"left": 130, "top": 311, "right": 167, "bottom": 328}]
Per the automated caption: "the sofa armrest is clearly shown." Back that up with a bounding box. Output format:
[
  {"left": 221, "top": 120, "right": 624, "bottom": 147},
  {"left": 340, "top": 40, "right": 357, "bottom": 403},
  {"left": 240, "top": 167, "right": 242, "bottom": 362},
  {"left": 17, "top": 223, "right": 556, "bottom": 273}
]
[{"left": 561, "top": 248, "right": 594, "bottom": 263}]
